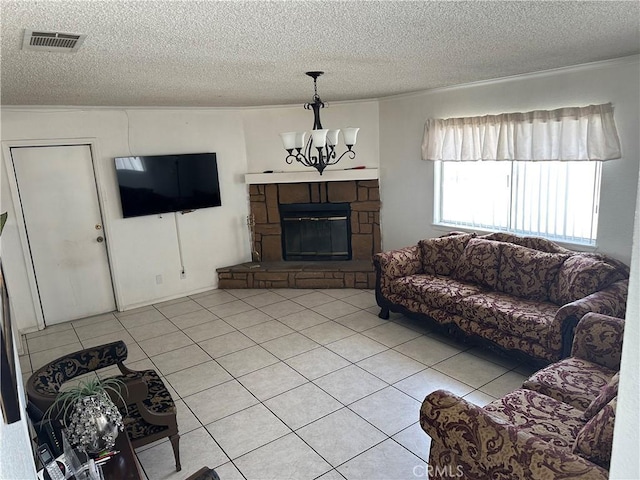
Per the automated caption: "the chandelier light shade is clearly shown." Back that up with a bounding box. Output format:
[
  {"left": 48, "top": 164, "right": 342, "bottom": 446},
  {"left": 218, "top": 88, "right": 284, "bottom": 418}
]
[{"left": 280, "top": 71, "right": 359, "bottom": 175}]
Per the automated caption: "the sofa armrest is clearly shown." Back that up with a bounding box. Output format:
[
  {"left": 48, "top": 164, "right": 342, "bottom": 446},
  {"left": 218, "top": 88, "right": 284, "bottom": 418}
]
[
  {"left": 553, "top": 279, "right": 628, "bottom": 358},
  {"left": 373, "top": 245, "right": 422, "bottom": 279},
  {"left": 373, "top": 245, "right": 423, "bottom": 310},
  {"left": 420, "top": 390, "right": 608, "bottom": 480},
  {"left": 570, "top": 313, "right": 624, "bottom": 370}
]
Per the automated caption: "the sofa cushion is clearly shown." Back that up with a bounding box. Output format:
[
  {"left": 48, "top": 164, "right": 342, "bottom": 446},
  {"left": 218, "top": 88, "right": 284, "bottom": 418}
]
[
  {"left": 485, "top": 389, "right": 585, "bottom": 450},
  {"left": 481, "top": 232, "right": 571, "bottom": 254},
  {"left": 496, "top": 243, "right": 569, "bottom": 301},
  {"left": 458, "top": 291, "right": 557, "bottom": 344},
  {"left": 390, "top": 274, "right": 485, "bottom": 313},
  {"left": 452, "top": 314, "right": 558, "bottom": 362},
  {"left": 418, "top": 233, "right": 475, "bottom": 276},
  {"left": 549, "top": 254, "right": 626, "bottom": 305},
  {"left": 583, "top": 372, "right": 619, "bottom": 420},
  {"left": 574, "top": 397, "right": 616, "bottom": 469},
  {"left": 481, "top": 232, "right": 522, "bottom": 243},
  {"left": 522, "top": 358, "right": 615, "bottom": 411},
  {"left": 518, "top": 236, "right": 572, "bottom": 254},
  {"left": 453, "top": 238, "right": 502, "bottom": 289}
]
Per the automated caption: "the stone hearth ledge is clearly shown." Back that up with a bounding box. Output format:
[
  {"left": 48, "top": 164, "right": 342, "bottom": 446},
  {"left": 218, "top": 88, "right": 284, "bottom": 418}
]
[
  {"left": 245, "top": 168, "right": 379, "bottom": 184},
  {"left": 217, "top": 260, "right": 376, "bottom": 289}
]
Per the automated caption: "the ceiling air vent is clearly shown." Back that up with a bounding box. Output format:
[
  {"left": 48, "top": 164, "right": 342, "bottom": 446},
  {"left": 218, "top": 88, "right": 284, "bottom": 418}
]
[{"left": 22, "top": 30, "right": 86, "bottom": 53}]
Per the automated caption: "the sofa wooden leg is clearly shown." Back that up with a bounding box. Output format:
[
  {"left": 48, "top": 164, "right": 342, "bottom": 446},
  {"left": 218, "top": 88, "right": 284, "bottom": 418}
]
[
  {"left": 378, "top": 307, "right": 390, "bottom": 319},
  {"left": 170, "top": 433, "right": 181, "bottom": 472}
]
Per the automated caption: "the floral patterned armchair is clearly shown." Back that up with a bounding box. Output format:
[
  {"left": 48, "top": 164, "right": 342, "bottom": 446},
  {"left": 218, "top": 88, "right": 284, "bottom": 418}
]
[
  {"left": 523, "top": 312, "right": 622, "bottom": 410},
  {"left": 420, "top": 313, "right": 622, "bottom": 479},
  {"left": 26, "top": 340, "right": 181, "bottom": 472}
]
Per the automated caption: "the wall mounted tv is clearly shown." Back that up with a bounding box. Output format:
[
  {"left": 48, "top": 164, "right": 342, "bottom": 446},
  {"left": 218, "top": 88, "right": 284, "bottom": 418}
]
[{"left": 115, "top": 153, "right": 222, "bottom": 218}]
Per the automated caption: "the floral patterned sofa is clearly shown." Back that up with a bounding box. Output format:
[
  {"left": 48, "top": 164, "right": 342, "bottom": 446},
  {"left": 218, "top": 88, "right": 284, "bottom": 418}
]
[
  {"left": 420, "top": 312, "right": 622, "bottom": 479},
  {"left": 374, "top": 232, "right": 628, "bottom": 364}
]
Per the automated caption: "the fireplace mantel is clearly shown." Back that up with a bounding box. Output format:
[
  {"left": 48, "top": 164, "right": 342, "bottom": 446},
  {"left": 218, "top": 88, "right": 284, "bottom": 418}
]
[{"left": 245, "top": 168, "right": 379, "bottom": 185}]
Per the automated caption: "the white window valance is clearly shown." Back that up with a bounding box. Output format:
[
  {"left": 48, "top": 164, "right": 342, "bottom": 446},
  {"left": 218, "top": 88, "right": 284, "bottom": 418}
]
[{"left": 422, "top": 103, "right": 622, "bottom": 162}]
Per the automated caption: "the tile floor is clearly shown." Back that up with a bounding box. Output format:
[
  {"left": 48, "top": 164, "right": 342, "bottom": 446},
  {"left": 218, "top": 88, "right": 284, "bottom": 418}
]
[{"left": 20, "top": 288, "right": 537, "bottom": 480}]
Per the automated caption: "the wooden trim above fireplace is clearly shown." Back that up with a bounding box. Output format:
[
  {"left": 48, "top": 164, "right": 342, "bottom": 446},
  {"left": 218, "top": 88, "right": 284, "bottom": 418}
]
[{"left": 245, "top": 168, "right": 378, "bottom": 185}]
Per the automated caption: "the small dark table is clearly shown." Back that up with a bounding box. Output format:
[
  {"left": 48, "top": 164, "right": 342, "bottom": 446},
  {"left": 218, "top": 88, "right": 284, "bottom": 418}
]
[{"left": 101, "top": 433, "right": 143, "bottom": 480}]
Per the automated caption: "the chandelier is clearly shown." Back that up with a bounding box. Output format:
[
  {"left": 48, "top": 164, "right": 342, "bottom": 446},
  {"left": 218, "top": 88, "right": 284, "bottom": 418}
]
[{"left": 280, "top": 72, "right": 359, "bottom": 175}]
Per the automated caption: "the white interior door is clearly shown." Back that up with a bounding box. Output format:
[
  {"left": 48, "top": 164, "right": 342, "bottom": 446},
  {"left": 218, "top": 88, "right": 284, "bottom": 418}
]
[{"left": 11, "top": 145, "right": 115, "bottom": 325}]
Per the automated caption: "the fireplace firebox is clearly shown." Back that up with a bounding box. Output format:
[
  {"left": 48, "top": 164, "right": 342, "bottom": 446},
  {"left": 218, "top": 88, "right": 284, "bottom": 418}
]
[{"left": 280, "top": 203, "right": 351, "bottom": 261}]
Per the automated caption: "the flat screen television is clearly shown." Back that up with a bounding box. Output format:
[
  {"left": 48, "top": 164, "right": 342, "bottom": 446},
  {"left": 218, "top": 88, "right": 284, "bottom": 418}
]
[{"left": 115, "top": 153, "right": 221, "bottom": 218}]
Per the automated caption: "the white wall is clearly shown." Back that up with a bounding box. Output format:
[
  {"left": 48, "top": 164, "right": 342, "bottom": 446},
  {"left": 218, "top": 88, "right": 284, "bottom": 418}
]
[
  {"left": 0, "top": 331, "right": 37, "bottom": 480},
  {"left": 378, "top": 56, "right": 640, "bottom": 264},
  {"left": 0, "top": 149, "right": 37, "bottom": 480},
  {"left": 376, "top": 56, "right": 640, "bottom": 476},
  {"left": 0, "top": 102, "right": 378, "bottom": 333},
  {"left": 1, "top": 108, "right": 251, "bottom": 332},
  {"left": 610, "top": 166, "right": 640, "bottom": 479},
  {"left": 242, "top": 100, "right": 379, "bottom": 174}
]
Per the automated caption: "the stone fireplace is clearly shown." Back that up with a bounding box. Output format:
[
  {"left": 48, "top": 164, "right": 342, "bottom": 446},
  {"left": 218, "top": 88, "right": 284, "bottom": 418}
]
[
  {"left": 252, "top": 180, "right": 380, "bottom": 262},
  {"left": 217, "top": 175, "right": 381, "bottom": 289}
]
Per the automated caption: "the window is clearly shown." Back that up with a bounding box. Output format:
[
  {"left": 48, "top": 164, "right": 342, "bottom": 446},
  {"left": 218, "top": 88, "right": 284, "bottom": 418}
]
[
  {"left": 435, "top": 160, "right": 602, "bottom": 245},
  {"left": 424, "top": 103, "right": 621, "bottom": 246}
]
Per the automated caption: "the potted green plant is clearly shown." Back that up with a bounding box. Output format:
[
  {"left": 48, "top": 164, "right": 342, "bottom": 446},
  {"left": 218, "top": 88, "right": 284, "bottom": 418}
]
[{"left": 45, "top": 376, "right": 127, "bottom": 454}]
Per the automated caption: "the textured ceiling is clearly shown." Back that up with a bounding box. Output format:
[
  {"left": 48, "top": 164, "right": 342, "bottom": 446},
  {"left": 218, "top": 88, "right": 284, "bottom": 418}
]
[{"left": 1, "top": 1, "right": 639, "bottom": 107}]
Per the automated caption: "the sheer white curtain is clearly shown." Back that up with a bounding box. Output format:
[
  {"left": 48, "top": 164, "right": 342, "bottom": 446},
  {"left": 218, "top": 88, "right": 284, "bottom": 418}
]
[{"left": 422, "top": 103, "right": 621, "bottom": 162}]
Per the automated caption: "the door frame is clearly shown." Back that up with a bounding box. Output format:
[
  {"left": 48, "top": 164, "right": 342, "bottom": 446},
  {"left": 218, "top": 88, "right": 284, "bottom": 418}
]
[{"left": 2, "top": 138, "right": 122, "bottom": 329}]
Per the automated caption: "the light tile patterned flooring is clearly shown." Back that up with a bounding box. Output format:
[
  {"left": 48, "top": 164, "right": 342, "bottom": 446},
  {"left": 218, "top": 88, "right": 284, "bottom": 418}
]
[{"left": 20, "top": 288, "right": 537, "bottom": 480}]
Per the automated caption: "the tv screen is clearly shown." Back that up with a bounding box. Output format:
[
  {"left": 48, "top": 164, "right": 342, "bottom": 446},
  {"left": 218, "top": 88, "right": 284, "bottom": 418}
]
[{"left": 115, "top": 153, "right": 221, "bottom": 218}]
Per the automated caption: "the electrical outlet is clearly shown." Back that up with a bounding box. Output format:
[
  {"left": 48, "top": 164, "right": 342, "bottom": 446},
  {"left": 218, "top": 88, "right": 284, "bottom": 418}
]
[
  {"left": 180, "top": 271, "right": 186, "bottom": 279},
  {"left": 155, "top": 275, "right": 163, "bottom": 285}
]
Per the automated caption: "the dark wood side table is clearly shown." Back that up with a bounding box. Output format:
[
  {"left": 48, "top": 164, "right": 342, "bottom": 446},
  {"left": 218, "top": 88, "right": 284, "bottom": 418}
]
[{"left": 100, "top": 433, "right": 143, "bottom": 480}]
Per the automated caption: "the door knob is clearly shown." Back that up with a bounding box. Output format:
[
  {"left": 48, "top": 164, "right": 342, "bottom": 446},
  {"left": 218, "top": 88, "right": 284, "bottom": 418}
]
[{"left": 97, "top": 236, "right": 104, "bottom": 243}]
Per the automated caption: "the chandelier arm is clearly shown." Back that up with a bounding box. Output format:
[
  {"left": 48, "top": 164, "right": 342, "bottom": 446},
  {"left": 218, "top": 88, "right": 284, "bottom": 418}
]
[
  {"left": 296, "top": 153, "right": 313, "bottom": 168},
  {"left": 307, "top": 137, "right": 328, "bottom": 168},
  {"left": 286, "top": 145, "right": 354, "bottom": 170},
  {"left": 284, "top": 153, "right": 298, "bottom": 165},
  {"left": 329, "top": 149, "right": 357, "bottom": 165},
  {"left": 304, "top": 135, "right": 313, "bottom": 166}
]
